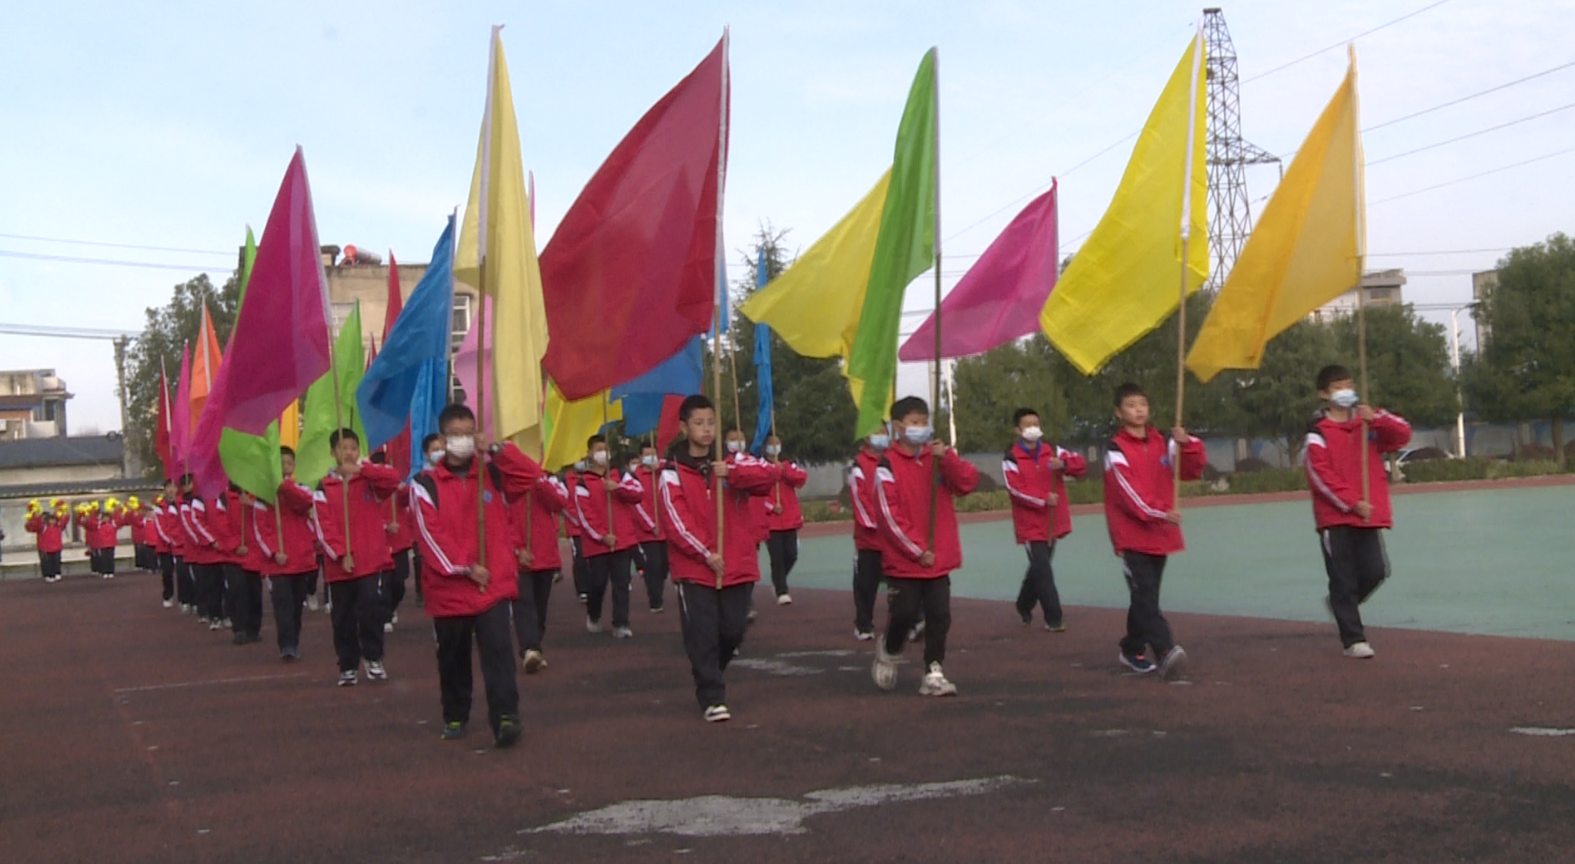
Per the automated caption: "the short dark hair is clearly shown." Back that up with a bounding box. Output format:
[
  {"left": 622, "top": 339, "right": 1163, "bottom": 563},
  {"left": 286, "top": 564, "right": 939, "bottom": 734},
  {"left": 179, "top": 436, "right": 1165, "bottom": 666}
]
[
  {"left": 1113, "top": 382, "right": 1146, "bottom": 407},
  {"left": 369, "top": 451, "right": 387, "bottom": 465},
  {"left": 178, "top": 473, "right": 193, "bottom": 486},
  {"left": 1316, "top": 364, "right": 1353, "bottom": 392},
  {"left": 1011, "top": 407, "right": 1039, "bottom": 426},
  {"left": 329, "top": 427, "right": 359, "bottom": 449},
  {"left": 421, "top": 433, "right": 443, "bottom": 452},
  {"left": 640, "top": 442, "right": 657, "bottom": 453},
  {"left": 438, "top": 403, "right": 474, "bottom": 431},
  {"left": 678, "top": 394, "right": 713, "bottom": 422},
  {"left": 890, "top": 396, "right": 929, "bottom": 423},
  {"left": 587, "top": 434, "right": 606, "bottom": 450},
  {"left": 279, "top": 445, "right": 295, "bottom": 458},
  {"left": 764, "top": 433, "right": 781, "bottom": 445}
]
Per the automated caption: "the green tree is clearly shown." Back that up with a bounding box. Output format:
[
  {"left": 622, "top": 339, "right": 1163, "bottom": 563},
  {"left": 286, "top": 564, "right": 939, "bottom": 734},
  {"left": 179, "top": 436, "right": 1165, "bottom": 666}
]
[
  {"left": 124, "top": 272, "right": 242, "bottom": 478},
  {"left": 1217, "top": 319, "right": 1337, "bottom": 465},
  {"left": 1462, "top": 233, "right": 1575, "bottom": 465},
  {"left": 1332, "top": 304, "right": 1458, "bottom": 430}
]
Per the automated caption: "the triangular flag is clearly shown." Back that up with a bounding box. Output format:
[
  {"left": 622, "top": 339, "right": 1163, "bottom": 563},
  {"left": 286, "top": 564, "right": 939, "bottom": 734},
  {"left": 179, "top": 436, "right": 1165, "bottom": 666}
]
[
  {"left": 188, "top": 303, "right": 224, "bottom": 430},
  {"left": 295, "top": 303, "right": 367, "bottom": 488},
  {"left": 1187, "top": 49, "right": 1365, "bottom": 381},
  {"left": 1039, "top": 35, "right": 1208, "bottom": 374}
]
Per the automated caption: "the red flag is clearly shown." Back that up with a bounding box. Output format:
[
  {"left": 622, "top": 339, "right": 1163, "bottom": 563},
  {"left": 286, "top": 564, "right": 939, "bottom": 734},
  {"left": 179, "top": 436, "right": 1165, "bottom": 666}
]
[
  {"left": 155, "top": 355, "right": 173, "bottom": 477},
  {"left": 656, "top": 394, "right": 685, "bottom": 455},
  {"left": 188, "top": 147, "right": 333, "bottom": 496},
  {"left": 540, "top": 35, "right": 728, "bottom": 400},
  {"left": 381, "top": 253, "right": 411, "bottom": 478}
]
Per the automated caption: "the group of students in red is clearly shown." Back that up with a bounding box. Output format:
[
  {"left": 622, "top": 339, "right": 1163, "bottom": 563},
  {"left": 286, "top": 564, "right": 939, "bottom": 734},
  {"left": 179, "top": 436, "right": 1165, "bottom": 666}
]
[{"left": 23, "top": 496, "right": 163, "bottom": 581}]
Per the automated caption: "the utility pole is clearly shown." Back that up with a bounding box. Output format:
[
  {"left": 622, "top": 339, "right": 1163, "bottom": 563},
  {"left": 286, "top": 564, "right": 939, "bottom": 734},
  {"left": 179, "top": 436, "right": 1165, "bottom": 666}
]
[
  {"left": 1449, "top": 307, "right": 1466, "bottom": 458},
  {"left": 1202, "top": 8, "right": 1281, "bottom": 290}
]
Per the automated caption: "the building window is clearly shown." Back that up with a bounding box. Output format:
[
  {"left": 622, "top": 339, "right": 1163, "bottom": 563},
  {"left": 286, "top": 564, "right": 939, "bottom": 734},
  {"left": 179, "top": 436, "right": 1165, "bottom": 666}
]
[{"left": 450, "top": 293, "right": 474, "bottom": 401}]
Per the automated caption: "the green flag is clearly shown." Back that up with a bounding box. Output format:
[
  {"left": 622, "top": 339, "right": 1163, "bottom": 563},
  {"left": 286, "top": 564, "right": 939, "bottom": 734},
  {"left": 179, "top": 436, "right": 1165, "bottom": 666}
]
[
  {"left": 295, "top": 301, "right": 367, "bottom": 488},
  {"left": 844, "top": 49, "right": 937, "bottom": 438},
  {"left": 217, "top": 225, "right": 285, "bottom": 502}
]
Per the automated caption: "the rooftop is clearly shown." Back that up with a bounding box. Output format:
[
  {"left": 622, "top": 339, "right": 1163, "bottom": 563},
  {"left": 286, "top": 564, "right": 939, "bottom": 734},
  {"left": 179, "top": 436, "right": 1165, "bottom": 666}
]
[{"left": 0, "top": 435, "right": 123, "bottom": 470}]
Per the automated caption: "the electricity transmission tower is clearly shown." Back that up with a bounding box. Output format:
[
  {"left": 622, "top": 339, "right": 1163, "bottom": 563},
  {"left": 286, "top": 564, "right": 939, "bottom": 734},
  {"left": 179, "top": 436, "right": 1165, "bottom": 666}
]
[{"left": 1203, "top": 8, "right": 1280, "bottom": 290}]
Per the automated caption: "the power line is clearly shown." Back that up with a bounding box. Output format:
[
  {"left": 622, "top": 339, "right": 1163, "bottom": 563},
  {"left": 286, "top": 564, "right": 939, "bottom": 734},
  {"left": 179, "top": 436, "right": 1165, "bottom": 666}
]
[
  {"left": 1366, "top": 101, "right": 1575, "bottom": 166},
  {"left": 1364, "top": 58, "right": 1575, "bottom": 132},
  {"left": 0, "top": 249, "right": 231, "bottom": 272},
  {"left": 0, "top": 232, "right": 233, "bottom": 257},
  {"left": 1242, "top": 0, "right": 1455, "bottom": 84},
  {"left": 1370, "top": 144, "right": 1575, "bottom": 204},
  {"left": 0, "top": 322, "right": 139, "bottom": 341}
]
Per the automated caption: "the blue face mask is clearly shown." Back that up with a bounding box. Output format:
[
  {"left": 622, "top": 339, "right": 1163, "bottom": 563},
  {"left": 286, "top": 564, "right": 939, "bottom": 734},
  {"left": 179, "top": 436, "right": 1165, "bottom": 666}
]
[
  {"left": 868, "top": 434, "right": 890, "bottom": 451},
  {"left": 902, "top": 425, "right": 933, "bottom": 446},
  {"left": 1330, "top": 388, "right": 1359, "bottom": 409}
]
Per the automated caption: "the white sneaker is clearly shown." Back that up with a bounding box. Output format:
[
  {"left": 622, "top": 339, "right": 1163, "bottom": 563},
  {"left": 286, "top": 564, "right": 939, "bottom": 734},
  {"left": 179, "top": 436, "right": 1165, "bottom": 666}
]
[
  {"left": 586, "top": 617, "right": 603, "bottom": 634},
  {"left": 307, "top": 596, "right": 320, "bottom": 612},
  {"left": 523, "top": 649, "right": 545, "bottom": 674},
  {"left": 919, "top": 662, "right": 958, "bottom": 697},
  {"left": 162, "top": 599, "right": 174, "bottom": 609},
  {"left": 776, "top": 594, "right": 792, "bottom": 606},
  {"left": 1159, "top": 645, "right": 1190, "bottom": 681},
  {"left": 613, "top": 626, "right": 633, "bottom": 639},
  {"left": 221, "top": 619, "right": 232, "bottom": 629},
  {"left": 872, "top": 643, "right": 899, "bottom": 691},
  {"left": 854, "top": 629, "right": 875, "bottom": 642},
  {"left": 102, "top": 573, "right": 113, "bottom": 580},
  {"left": 208, "top": 620, "right": 222, "bottom": 631},
  {"left": 704, "top": 704, "right": 731, "bottom": 723},
  {"left": 180, "top": 604, "right": 193, "bottom": 614},
  {"left": 383, "top": 622, "right": 394, "bottom": 633},
  {"left": 907, "top": 620, "right": 927, "bottom": 642},
  {"left": 337, "top": 669, "right": 358, "bottom": 687},
  {"left": 391, "top": 612, "right": 399, "bottom": 625},
  {"left": 1343, "top": 641, "right": 1376, "bottom": 659},
  {"left": 365, "top": 660, "right": 387, "bottom": 681}
]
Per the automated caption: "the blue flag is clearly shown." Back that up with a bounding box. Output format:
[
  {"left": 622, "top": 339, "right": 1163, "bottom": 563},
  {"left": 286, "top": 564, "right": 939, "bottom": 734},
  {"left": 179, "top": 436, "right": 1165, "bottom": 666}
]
[
  {"left": 749, "top": 249, "right": 774, "bottom": 454},
  {"left": 357, "top": 215, "right": 455, "bottom": 474},
  {"left": 614, "top": 336, "right": 703, "bottom": 436}
]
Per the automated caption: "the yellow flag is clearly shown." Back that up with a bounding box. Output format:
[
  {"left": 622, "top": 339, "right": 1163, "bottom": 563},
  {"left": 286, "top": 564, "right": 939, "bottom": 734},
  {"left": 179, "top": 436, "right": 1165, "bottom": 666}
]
[
  {"left": 277, "top": 399, "right": 300, "bottom": 450},
  {"left": 1040, "top": 35, "right": 1208, "bottom": 375},
  {"left": 456, "top": 26, "right": 548, "bottom": 455},
  {"left": 1187, "top": 49, "right": 1365, "bottom": 382},
  {"left": 740, "top": 170, "right": 891, "bottom": 361},
  {"left": 541, "top": 380, "right": 622, "bottom": 472}
]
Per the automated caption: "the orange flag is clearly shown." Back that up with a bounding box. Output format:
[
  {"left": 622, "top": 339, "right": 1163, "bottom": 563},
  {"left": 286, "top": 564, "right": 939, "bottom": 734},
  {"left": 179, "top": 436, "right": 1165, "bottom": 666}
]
[{"left": 189, "top": 303, "right": 224, "bottom": 429}]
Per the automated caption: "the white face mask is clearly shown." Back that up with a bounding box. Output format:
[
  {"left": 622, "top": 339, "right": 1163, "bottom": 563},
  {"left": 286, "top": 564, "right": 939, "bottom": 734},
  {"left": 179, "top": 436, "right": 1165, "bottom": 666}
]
[
  {"left": 641, "top": 455, "right": 657, "bottom": 468},
  {"left": 446, "top": 435, "right": 476, "bottom": 460},
  {"left": 1330, "top": 389, "right": 1360, "bottom": 409},
  {"left": 426, "top": 449, "right": 445, "bottom": 465},
  {"left": 726, "top": 440, "right": 745, "bottom": 454},
  {"left": 902, "top": 425, "right": 933, "bottom": 446},
  {"left": 764, "top": 445, "right": 781, "bottom": 457},
  {"left": 591, "top": 450, "right": 609, "bottom": 466},
  {"left": 868, "top": 433, "right": 890, "bottom": 451},
  {"left": 1021, "top": 426, "right": 1043, "bottom": 443}
]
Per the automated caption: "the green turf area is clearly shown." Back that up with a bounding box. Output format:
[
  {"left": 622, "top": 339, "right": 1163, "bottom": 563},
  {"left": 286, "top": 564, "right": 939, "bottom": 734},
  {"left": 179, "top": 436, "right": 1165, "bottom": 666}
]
[{"left": 783, "top": 485, "right": 1575, "bottom": 642}]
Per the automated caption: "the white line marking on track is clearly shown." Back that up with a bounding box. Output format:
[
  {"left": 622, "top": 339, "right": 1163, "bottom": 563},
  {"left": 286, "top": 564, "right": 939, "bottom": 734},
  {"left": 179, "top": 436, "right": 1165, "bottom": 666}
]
[
  {"left": 1511, "top": 727, "right": 1575, "bottom": 736},
  {"left": 114, "top": 673, "right": 308, "bottom": 693}
]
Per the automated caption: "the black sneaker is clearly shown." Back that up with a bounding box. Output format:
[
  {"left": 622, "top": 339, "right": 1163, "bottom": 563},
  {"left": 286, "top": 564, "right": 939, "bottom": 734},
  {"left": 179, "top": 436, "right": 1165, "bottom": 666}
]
[
  {"left": 441, "top": 721, "right": 467, "bottom": 741},
  {"left": 494, "top": 716, "right": 523, "bottom": 749},
  {"left": 1019, "top": 610, "right": 1033, "bottom": 626},
  {"left": 1118, "top": 650, "right": 1157, "bottom": 674}
]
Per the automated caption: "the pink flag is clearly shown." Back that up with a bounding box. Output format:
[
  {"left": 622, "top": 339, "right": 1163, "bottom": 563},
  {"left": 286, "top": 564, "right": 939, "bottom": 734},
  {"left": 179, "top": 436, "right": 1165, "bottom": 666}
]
[
  {"left": 170, "top": 343, "right": 192, "bottom": 474},
  {"left": 454, "top": 294, "right": 494, "bottom": 433},
  {"left": 900, "top": 181, "right": 1060, "bottom": 361},
  {"left": 189, "top": 147, "right": 333, "bottom": 496}
]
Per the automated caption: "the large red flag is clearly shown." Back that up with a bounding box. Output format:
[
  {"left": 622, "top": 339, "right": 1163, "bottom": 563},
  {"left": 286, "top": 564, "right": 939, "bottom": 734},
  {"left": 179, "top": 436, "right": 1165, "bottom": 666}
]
[
  {"left": 539, "top": 35, "right": 728, "bottom": 400},
  {"left": 381, "top": 253, "right": 411, "bottom": 478},
  {"left": 189, "top": 147, "right": 332, "bottom": 496},
  {"left": 900, "top": 181, "right": 1060, "bottom": 361},
  {"left": 155, "top": 355, "right": 173, "bottom": 477}
]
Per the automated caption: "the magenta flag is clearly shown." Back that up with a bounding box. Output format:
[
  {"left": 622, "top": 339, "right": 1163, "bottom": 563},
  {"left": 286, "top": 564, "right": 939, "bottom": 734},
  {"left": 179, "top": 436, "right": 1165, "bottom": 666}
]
[
  {"left": 189, "top": 147, "right": 332, "bottom": 495},
  {"left": 900, "top": 181, "right": 1060, "bottom": 362},
  {"left": 454, "top": 294, "right": 494, "bottom": 433},
  {"left": 170, "top": 343, "right": 193, "bottom": 473}
]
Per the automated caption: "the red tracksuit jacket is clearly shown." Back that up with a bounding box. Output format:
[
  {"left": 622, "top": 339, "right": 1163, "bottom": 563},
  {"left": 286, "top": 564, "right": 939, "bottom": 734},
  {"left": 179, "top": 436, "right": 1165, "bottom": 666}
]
[
  {"left": 509, "top": 474, "right": 569, "bottom": 572},
  {"left": 630, "top": 465, "right": 664, "bottom": 543},
  {"left": 561, "top": 470, "right": 583, "bottom": 539},
  {"left": 252, "top": 480, "right": 318, "bottom": 577},
  {"left": 1103, "top": 427, "right": 1207, "bottom": 557},
  {"left": 137, "top": 508, "right": 159, "bottom": 549},
  {"left": 80, "top": 511, "right": 119, "bottom": 551},
  {"left": 25, "top": 512, "right": 66, "bottom": 553},
  {"left": 848, "top": 449, "right": 882, "bottom": 553},
  {"left": 574, "top": 468, "right": 643, "bottom": 557},
  {"left": 412, "top": 444, "right": 540, "bottom": 617},
  {"left": 384, "top": 487, "right": 415, "bottom": 554},
  {"left": 181, "top": 497, "right": 224, "bottom": 565},
  {"left": 1003, "top": 441, "right": 1088, "bottom": 543},
  {"left": 156, "top": 502, "right": 184, "bottom": 557},
  {"left": 660, "top": 449, "right": 776, "bottom": 587},
  {"left": 312, "top": 462, "right": 401, "bottom": 582},
  {"left": 214, "top": 491, "right": 267, "bottom": 572},
  {"left": 1305, "top": 409, "right": 1411, "bottom": 530},
  {"left": 875, "top": 445, "right": 980, "bottom": 579},
  {"left": 764, "top": 460, "right": 807, "bottom": 532}
]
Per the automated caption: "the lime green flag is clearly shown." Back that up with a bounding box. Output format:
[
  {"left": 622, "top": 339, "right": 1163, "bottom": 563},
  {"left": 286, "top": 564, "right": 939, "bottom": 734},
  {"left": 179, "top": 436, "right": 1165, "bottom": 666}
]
[
  {"left": 295, "top": 302, "right": 367, "bottom": 488},
  {"left": 218, "top": 225, "right": 286, "bottom": 502}
]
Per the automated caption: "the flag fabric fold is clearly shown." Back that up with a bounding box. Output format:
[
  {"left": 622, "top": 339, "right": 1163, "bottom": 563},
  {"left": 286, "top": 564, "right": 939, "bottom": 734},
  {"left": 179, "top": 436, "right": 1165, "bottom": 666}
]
[
  {"left": 901, "top": 181, "right": 1059, "bottom": 361},
  {"left": 295, "top": 303, "right": 366, "bottom": 488},
  {"left": 541, "top": 381, "right": 622, "bottom": 472},
  {"left": 1187, "top": 50, "right": 1365, "bottom": 381},
  {"left": 539, "top": 34, "right": 729, "bottom": 400},
  {"left": 610, "top": 335, "right": 703, "bottom": 437},
  {"left": 456, "top": 26, "right": 550, "bottom": 454},
  {"left": 171, "top": 344, "right": 192, "bottom": 473},
  {"left": 188, "top": 303, "right": 223, "bottom": 431},
  {"left": 359, "top": 218, "right": 456, "bottom": 474},
  {"left": 1039, "top": 36, "right": 1208, "bottom": 375}
]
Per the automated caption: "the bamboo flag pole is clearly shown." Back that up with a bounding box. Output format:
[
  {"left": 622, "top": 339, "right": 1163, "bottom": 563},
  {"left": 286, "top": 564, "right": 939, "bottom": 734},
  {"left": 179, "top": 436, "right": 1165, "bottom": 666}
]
[
  {"left": 727, "top": 335, "right": 744, "bottom": 435},
  {"left": 710, "top": 26, "right": 730, "bottom": 591},
  {"left": 1173, "top": 25, "right": 1205, "bottom": 501},
  {"left": 927, "top": 46, "right": 943, "bottom": 552},
  {"left": 601, "top": 394, "right": 613, "bottom": 540},
  {"left": 1350, "top": 44, "right": 1372, "bottom": 523},
  {"left": 475, "top": 265, "right": 489, "bottom": 572}
]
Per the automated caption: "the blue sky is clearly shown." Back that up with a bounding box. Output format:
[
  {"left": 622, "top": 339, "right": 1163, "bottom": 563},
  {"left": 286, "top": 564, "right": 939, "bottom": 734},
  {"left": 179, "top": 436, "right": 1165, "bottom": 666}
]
[{"left": 2, "top": 0, "right": 1571, "bottom": 432}]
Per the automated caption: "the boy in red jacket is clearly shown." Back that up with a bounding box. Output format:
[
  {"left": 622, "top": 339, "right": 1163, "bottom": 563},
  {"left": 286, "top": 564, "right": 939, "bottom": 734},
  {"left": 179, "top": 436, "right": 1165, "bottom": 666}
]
[
  {"left": 312, "top": 428, "right": 401, "bottom": 687},
  {"left": 661, "top": 395, "right": 776, "bottom": 722},
  {"left": 25, "top": 499, "right": 67, "bottom": 583},
  {"left": 1104, "top": 383, "right": 1206, "bottom": 681},
  {"left": 1305, "top": 364, "right": 1411, "bottom": 659},
  {"left": 252, "top": 447, "right": 319, "bottom": 661},
  {"left": 217, "top": 483, "right": 267, "bottom": 645},
  {"left": 1004, "top": 407, "right": 1088, "bottom": 632},
  {"left": 575, "top": 435, "right": 645, "bottom": 638},
  {"left": 510, "top": 471, "right": 570, "bottom": 673},
  {"left": 413, "top": 404, "right": 538, "bottom": 748},
  {"left": 871, "top": 397, "right": 980, "bottom": 697},
  {"left": 761, "top": 434, "right": 807, "bottom": 605},
  {"left": 848, "top": 432, "right": 889, "bottom": 640},
  {"left": 631, "top": 443, "right": 670, "bottom": 613}
]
